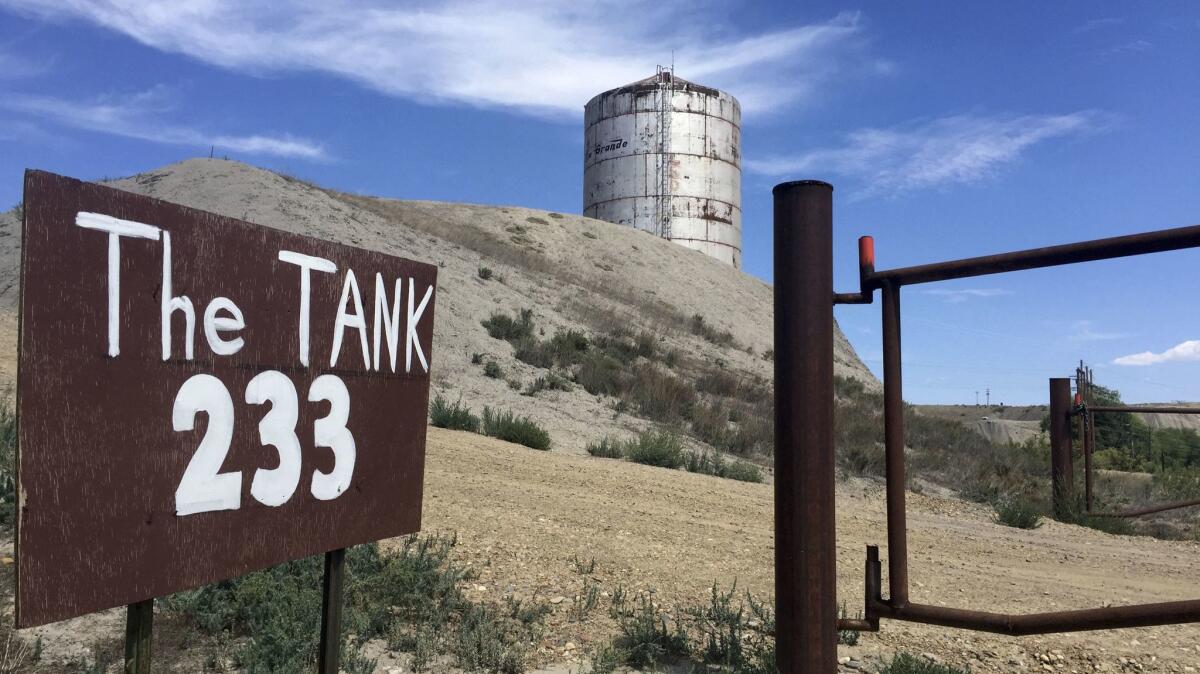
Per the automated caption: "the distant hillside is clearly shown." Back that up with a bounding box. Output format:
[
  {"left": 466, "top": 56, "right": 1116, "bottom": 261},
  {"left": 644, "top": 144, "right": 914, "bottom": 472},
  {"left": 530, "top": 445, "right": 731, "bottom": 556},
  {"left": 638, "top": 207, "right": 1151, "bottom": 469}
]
[
  {"left": 914, "top": 403, "right": 1200, "bottom": 446},
  {"left": 0, "top": 158, "right": 875, "bottom": 456}
]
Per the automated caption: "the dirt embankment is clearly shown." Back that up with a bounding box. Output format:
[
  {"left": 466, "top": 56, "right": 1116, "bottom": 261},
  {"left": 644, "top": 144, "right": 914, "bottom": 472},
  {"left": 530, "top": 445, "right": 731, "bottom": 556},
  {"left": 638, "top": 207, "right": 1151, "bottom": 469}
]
[{"left": 0, "top": 159, "right": 874, "bottom": 457}]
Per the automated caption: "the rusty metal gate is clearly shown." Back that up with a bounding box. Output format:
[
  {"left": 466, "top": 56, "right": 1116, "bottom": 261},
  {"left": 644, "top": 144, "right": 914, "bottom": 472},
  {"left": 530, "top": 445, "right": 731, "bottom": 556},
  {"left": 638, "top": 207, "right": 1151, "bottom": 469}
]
[
  {"left": 772, "top": 180, "right": 1200, "bottom": 673},
  {"left": 1050, "top": 363, "right": 1200, "bottom": 519}
]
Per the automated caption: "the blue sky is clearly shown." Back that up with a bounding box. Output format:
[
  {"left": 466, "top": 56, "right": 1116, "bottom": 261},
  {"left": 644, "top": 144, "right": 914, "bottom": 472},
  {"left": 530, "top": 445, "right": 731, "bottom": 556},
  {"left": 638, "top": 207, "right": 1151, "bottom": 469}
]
[{"left": 1, "top": 1, "right": 1197, "bottom": 404}]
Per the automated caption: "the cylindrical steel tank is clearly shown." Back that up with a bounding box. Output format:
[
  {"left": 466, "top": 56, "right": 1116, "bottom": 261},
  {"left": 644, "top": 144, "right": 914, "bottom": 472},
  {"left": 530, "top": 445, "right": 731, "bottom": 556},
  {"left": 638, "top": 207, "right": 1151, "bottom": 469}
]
[{"left": 583, "top": 70, "right": 742, "bottom": 268}]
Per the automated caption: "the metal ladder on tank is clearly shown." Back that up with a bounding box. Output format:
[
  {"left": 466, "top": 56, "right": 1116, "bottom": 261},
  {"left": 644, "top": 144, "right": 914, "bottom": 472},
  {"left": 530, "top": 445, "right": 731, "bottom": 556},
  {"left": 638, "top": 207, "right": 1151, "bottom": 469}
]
[{"left": 655, "top": 65, "right": 673, "bottom": 240}]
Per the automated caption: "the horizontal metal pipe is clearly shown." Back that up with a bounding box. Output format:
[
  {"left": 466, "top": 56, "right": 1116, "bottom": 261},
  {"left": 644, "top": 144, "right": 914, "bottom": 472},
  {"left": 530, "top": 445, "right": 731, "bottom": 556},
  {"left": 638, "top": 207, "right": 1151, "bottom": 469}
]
[
  {"left": 1090, "top": 498, "right": 1200, "bottom": 518},
  {"left": 868, "top": 597, "right": 1200, "bottom": 636},
  {"left": 1090, "top": 406, "right": 1200, "bottom": 414},
  {"left": 836, "top": 618, "right": 876, "bottom": 632},
  {"left": 833, "top": 291, "right": 873, "bottom": 305},
  {"left": 866, "top": 222, "right": 1200, "bottom": 287}
]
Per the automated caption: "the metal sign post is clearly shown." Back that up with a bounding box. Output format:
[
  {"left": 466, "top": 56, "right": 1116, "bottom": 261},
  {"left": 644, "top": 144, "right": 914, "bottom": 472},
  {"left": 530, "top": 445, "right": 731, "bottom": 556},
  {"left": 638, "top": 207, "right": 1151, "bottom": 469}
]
[
  {"left": 17, "top": 171, "right": 438, "bottom": 672},
  {"left": 317, "top": 548, "right": 347, "bottom": 674}
]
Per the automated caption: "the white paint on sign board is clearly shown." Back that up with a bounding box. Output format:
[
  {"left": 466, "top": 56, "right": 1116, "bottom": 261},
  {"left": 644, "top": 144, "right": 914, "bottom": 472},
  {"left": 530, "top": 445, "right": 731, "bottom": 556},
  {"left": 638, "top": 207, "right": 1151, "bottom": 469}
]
[
  {"left": 330, "top": 269, "right": 370, "bottom": 369},
  {"left": 309, "top": 374, "right": 356, "bottom": 500},
  {"left": 245, "top": 370, "right": 302, "bottom": 507},
  {"left": 161, "top": 231, "right": 196, "bottom": 361},
  {"left": 74, "top": 212, "right": 161, "bottom": 357},
  {"left": 372, "top": 273, "right": 402, "bottom": 372},
  {"left": 203, "top": 297, "right": 246, "bottom": 356},
  {"left": 277, "top": 250, "right": 336, "bottom": 367},
  {"left": 173, "top": 373, "right": 241, "bottom": 516},
  {"left": 406, "top": 278, "right": 433, "bottom": 373}
]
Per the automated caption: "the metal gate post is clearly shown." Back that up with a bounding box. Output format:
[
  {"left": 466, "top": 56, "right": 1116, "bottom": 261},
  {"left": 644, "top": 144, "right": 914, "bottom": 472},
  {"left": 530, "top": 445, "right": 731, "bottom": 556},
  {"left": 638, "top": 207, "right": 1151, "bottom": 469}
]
[
  {"left": 773, "top": 180, "right": 837, "bottom": 673},
  {"left": 881, "top": 281, "right": 909, "bottom": 605},
  {"left": 1049, "top": 378, "right": 1074, "bottom": 518}
]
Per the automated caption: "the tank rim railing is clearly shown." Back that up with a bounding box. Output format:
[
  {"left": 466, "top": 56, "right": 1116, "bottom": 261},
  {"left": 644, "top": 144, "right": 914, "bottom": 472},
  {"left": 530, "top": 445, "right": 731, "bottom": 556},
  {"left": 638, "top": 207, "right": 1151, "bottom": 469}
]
[{"left": 828, "top": 220, "right": 1200, "bottom": 637}]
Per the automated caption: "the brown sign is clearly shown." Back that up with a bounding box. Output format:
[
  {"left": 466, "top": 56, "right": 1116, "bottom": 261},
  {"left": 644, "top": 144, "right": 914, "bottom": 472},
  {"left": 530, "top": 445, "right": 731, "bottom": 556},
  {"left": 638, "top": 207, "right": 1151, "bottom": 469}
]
[{"left": 16, "top": 170, "right": 437, "bottom": 628}]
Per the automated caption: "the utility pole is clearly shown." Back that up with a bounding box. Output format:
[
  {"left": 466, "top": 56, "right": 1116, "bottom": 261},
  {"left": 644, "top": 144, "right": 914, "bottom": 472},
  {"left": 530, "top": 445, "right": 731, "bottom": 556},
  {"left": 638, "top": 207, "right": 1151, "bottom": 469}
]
[
  {"left": 986, "top": 388, "right": 990, "bottom": 406},
  {"left": 975, "top": 391, "right": 979, "bottom": 406}
]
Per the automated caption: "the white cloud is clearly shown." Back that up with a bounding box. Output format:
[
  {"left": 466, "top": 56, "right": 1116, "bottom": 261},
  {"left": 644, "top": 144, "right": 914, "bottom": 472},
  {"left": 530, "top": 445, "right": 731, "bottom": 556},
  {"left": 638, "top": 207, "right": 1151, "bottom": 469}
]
[
  {"left": 1101, "top": 40, "right": 1153, "bottom": 56},
  {"left": 0, "top": 46, "right": 50, "bottom": 78},
  {"left": 2, "top": 87, "right": 326, "bottom": 159},
  {"left": 1072, "top": 17, "right": 1124, "bottom": 34},
  {"left": 1114, "top": 340, "right": 1200, "bottom": 366},
  {"left": 745, "top": 111, "right": 1104, "bottom": 196},
  {"left": 1068, "top": 320, "right": 1129, "bottom": 342},
  {"left": 921, "top": 288, "right": 1012, "bottom": 304},
  {"left": 0, "top": 1, "right": 871, "bottom": 116}
]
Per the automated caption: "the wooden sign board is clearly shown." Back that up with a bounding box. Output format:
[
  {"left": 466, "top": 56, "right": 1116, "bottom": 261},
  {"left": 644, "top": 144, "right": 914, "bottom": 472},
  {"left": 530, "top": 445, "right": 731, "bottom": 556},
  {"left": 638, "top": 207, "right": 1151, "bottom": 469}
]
[{"left": 16, "top": 171, "right": 437, "bottom": 628}]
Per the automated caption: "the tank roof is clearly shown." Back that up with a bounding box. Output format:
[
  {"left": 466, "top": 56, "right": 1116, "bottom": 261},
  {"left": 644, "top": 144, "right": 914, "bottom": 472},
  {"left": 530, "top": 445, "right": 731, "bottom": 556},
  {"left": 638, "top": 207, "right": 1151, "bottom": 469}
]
[{"left": 591, "top": 72, "right": 731, "bottom": 102}]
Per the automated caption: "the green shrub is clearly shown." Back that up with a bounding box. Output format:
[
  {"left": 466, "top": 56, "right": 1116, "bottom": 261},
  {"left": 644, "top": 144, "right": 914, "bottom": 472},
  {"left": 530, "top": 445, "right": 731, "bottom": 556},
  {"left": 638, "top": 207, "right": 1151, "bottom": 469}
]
[
  {"left": 838, "top": 442, "right": 885, "bottom": 478},
  {"left": 721, "top": 460, "right": 764, "bottom": 484},
  {"left": 482, "top": 310, "right": 534, "bottom": 342},
  {"left": 697, "top": 370, "right": 741, "bottom": 398},
  {"left": 575, "top": 351, "right": 625, "bottom": 396},
  {"left": 0, "top": 404, "right": 15, "bottom": 526},
  {"left": 483, "top": 360, "right": 503, "bottom": 379},
  {"left": 586, "top": 437, "right": 625, "bottom": 459},
  {"left": 838, "top": 604, "right": 861, "bottom": 646},
  {"left": 1054, "top": 502, "right": 1136, "bottom": 536},
  {"left": 1155, "top": 468, "right": 1200, "bottom": 501},
  {"left": 549, "top": 330, "right": 590, "bottom": 363},
  {"left": 683, "top": 448, "right": 724, "bottom": 476},
  {"left": 683, "top": 449, "right": 764, "bottom": 483},
  {"left": 481, "top": 407, "right": 551, "bottom": 450},
  {"left": 881, "top": 653, "right": 969, "bottom": 674},
  {"left": 525, "top": 216, "right": 549, "bottom": 226},
  {"left": 471, "top": 352, "right": 484, "bottom": 365},
  {"left": 166, "top": 534, "right": 545, "bottom": 674},
  {"left": 615, "top": 594, "right": 689, "bottom": 670},
  {"left": 625, "top": 365, "right": 696, "bottom": 424},
  {"left": 477, "top": 266, "right": 494, "bottom": 280},
  {"left": 512, "top": 337, "right": 555, "bottom": 368},
  {"left": 991, "top": 495, "right": 1043, "bottom": 529},
  {"left": 690, "top": 400, "right": 730, "bottom": 448},
  {"left": 722, "top": 416, "right": 773, "bottom": 457},
  {"left": 625, "top": 430, "right": 684, "bottom": 469},
  {"left": 429, "top": 394, "right": 481, "bottom": 433},
  {"left": 524, "top": 372, "right": 572, "bottom": 396}
]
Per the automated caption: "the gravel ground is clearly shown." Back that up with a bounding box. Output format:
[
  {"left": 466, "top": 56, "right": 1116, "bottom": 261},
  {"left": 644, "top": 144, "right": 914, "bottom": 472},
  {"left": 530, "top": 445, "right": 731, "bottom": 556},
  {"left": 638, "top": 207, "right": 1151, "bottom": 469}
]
[{"left": 422, "top": 429, "right": 1200, "bottom": 674}]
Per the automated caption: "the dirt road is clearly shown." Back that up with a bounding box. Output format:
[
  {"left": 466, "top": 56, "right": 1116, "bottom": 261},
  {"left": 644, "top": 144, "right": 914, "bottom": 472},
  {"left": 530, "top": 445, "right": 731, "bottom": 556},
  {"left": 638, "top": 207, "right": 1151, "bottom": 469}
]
[{"left": 423, "top": 428, "right": 1200, "bottom": 673}]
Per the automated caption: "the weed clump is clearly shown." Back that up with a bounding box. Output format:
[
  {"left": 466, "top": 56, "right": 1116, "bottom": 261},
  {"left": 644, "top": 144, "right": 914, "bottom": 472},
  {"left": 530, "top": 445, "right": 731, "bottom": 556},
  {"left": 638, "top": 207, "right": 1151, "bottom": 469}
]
[
  {"left": 429, "top": 394, "right": 481, "bottom": 433},
  {"left": 624, "top": 430, "right": 685, "bottom": 469},
  {"left": 523, "top": 372, "right": 572, "bottom": 396},
  {"left": 483, "top": 360, "right": 504, "bottom": 379},
  {"left": 0, "top": 405, "right": 15, "bottom": 526},
  {"left": 477, "top": 266, "right": 494, "bottom": 280},
  {"left": 481, "top": 407, "right": 551, "bottom": 450},
  {"left": 482, "top": 309, "right": 534, "bottom": 342},
  {"left": 586, "top": 436, "right": 625, "bottom": 459},
  {"left": 881, "top": 653, "right": 970, "bottom": 674},
  {"left": 991, "top": 495, "right": 1044, "bottom": 529},
  {"left": 682, "top": 448, "right": 763, "bottom": 483},
  {"left": 165, "top": 535, "right": 547, "bottom": 673}
]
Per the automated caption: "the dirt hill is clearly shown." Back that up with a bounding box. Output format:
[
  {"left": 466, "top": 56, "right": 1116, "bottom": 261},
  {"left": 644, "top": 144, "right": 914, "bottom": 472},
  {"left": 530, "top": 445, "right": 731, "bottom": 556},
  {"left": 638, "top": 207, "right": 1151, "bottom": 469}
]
[{"left": 0, "top": 158, "right": 874, "bottom": 456}]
